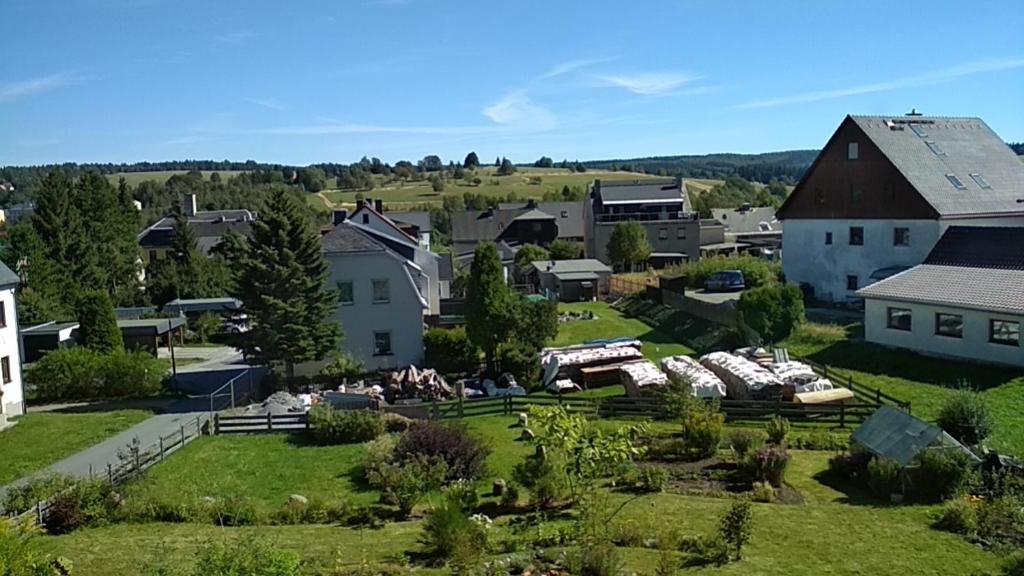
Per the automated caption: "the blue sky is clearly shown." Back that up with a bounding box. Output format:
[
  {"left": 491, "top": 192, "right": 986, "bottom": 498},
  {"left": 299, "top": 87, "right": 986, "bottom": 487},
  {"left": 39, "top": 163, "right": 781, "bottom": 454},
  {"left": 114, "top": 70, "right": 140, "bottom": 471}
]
[{"left": 1, "top": 0, "right": 1022, "bottom": 166}]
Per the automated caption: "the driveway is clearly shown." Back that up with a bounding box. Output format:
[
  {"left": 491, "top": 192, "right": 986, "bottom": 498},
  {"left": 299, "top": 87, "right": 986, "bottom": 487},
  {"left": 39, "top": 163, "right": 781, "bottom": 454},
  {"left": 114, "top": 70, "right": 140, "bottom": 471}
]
[{"left": 159, "top": 346, "right": 246, "bottom": 373}]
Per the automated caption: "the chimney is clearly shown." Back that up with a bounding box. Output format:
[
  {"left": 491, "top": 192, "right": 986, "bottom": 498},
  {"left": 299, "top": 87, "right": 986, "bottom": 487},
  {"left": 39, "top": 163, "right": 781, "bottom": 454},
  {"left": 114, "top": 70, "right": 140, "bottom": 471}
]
[
  {"left": 332, "top": 209, "right": 348, "bottom": 226},
  {"left": 184, "top": 193, "right": 197, "bottom": 217},
  {"left": 374, "top": 198, "right": 383, "bottom": 213},
  {"left": 356, "top": 198, "right": 365, "bottom": 211}
]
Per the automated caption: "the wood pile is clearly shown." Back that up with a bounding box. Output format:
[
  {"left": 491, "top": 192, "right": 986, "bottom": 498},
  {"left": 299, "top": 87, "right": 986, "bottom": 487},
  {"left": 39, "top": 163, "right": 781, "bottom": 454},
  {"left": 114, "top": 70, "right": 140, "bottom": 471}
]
[
  {"left": 660, "top": 355, "right": 726, "bottom": 399},
  {"left": 385, "top": 365, "right": 453, "bottom": 402},
  {"left": 699, "top": 351, "right": 784, "bottom": 400},
  {"left": 620, "top": 360, "right": 669, "bottom": 397}
]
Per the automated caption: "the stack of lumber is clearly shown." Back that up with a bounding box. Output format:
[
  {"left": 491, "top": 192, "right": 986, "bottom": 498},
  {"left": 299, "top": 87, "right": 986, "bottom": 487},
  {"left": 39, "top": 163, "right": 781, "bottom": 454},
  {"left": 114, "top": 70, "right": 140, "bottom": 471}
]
[
  {"left": 660, "top": 355, "right": 726, "bottom": 399},
  {"left": 770, "top": 361, "right": 834, "bottom": 393},
  {"left": 699, "top": 351, "right": 784, "bottom": 400},
  {"left": 540, "top": 340, "right": 643, "bottom": 389},
  {"left": 620, "top": 360, "right": 669, "bottom": 397}
]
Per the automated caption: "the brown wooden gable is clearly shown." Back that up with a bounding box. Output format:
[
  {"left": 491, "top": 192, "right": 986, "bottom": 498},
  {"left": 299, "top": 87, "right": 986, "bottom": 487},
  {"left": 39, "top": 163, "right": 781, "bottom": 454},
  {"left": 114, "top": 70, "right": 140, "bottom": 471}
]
[{"left": 777, "top": 116, "right": 939, "bottom": 220}]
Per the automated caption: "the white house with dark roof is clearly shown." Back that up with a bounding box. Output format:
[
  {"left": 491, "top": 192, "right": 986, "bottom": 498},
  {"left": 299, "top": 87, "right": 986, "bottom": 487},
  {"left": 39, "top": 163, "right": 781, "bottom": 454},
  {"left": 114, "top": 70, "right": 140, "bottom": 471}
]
[
  {"left": 0, "top": 260, "right": 24, "bottom": 422},
  {"left": 778, "top": 114, "right": 1024, "bottom": 302},
  {"left": 137, "top": 193, "right": 255, "bottom": 265},
  {"left": 321, "top": 216, "right": 439, "bottom": 370},
  {"left": 856, "top": 226, "right": 1024, "bottom": 367}
]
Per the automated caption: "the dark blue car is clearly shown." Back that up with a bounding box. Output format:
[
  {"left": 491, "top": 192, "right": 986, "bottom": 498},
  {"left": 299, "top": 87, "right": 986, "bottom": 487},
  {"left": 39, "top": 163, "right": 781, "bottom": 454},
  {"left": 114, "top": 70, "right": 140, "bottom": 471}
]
[{"left": 703, "top": 270, "right": 746, "bottom": 292}]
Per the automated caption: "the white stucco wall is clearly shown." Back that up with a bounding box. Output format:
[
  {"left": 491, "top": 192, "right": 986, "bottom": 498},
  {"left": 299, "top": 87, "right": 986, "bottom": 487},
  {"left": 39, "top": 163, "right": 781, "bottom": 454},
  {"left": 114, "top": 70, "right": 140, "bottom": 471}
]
[
  {"left": 326, "top": 252, "right": 426, "bottom": 371},
  {"left": 864, "top": 298, "right": 1024, "bottom": 367},
  {"left": 783, "top": 216, "right": 1024, "bottom": 302},
  {"left": 782, "top": 219, "right": 940, "bottom": 302},
  {"left": 0, "top": 286, "right": 25, "bottom": 417}
]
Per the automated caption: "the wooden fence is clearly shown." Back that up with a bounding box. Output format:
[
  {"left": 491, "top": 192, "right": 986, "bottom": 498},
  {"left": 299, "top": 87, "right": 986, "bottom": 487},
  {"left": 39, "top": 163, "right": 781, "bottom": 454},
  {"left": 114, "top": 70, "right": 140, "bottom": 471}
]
[
  {"left": 213, "top": 392, "right": 881, "bottom": 435},
  {"left": 8, "top": 415, "right": 207, "bottom": 521},
  {"left": 799, "top": 357, "right": 911, "bottom": 413}
]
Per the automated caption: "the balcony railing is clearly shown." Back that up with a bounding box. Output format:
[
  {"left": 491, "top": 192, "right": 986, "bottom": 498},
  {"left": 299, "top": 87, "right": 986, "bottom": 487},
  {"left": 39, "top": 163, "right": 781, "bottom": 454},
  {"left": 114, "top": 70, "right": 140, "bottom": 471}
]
[{"left": 596, "top": 211, "right": 696, "bottom": 223}]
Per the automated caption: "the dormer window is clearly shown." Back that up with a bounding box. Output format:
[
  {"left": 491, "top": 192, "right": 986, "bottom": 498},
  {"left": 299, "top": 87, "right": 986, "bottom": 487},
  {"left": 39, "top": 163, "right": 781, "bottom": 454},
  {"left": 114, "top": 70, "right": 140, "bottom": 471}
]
[{"left": 847, "top": 142, "right": 859, "bottom": 160}]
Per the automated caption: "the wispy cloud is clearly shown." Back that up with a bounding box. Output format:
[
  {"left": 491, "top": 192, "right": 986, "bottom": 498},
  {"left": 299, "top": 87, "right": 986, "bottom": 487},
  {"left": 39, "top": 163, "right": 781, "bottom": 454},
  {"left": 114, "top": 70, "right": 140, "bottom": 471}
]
[
  {"left": 216, "top": 30, "right": 256, "bottom": 45},
  {"left": 481, "top": 90, "right": 556, "bottom": 131},
  {"left": 737, "top": 57, "right": 1024, "bottom": 109},
  {"left": 536, "top": 57, "right": 618, "bottom": 81},
  {"left": 595, "top": 72, "right": 702, "bottom": 95},
  {"left": 0, "top": 72, "right": 80, "bottom": 103},
  {"left": 243, "top": 97, "right": 287, "bottom": 111}
]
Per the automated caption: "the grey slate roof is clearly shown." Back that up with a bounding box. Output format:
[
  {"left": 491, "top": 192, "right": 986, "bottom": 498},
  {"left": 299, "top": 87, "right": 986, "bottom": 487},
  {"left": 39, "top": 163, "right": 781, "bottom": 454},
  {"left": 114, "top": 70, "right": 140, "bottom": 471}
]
[
  {"left": 531, "top": 259, "right": 612, "bottom": 275},
  {"left": 710, "top": 207, "right": 782, "bottom": 235},
  {"left": 924, "top": 226, "right": 1024, "bottom": 270},
  {"left": 387, "top": 211, "right": 432, "bottom": 233},
  {"left": 514, "top": 208, "right": 556, "bottom": 221},
  {"left": 850, "top": 115, "right": 1024, "bottom": 217},
  {"left": 138, "top": 213, "right": 253, "bottom": 255},
  {"left": 321, "top": 223, "right": 387, "bottom": 254},
  {"left": 450, "top": 210, "right": 508, "bottom": 243},
  {"left": 857, "top": 226, "right": 1024, "bottom": 313},
  {"left": 0, "top": 260, "right": 20, "bottom": 288},
  {"left": 856, "top": 264, "right": 1024, "bottom": 314},
  {"left": 596, "top": 179, "right": 685, "bottom": 204}
]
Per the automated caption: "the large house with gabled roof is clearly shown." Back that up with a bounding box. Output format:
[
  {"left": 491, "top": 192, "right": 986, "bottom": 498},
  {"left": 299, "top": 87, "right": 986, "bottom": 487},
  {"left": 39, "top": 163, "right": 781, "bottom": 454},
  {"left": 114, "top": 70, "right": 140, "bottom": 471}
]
[{"left": 777, "top": 114, "right": 1024, "bottom": 302}]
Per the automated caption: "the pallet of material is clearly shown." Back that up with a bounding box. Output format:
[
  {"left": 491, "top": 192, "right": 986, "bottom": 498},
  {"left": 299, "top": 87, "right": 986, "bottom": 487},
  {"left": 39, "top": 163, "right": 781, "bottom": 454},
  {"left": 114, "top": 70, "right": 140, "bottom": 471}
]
[
  {"left": 541, "top": 341, "right": 643, "bottom": 388},
  {"left": 660, "top": 355, "right": 726, "bottom": 399},
  {"left": 620, "top": 360, "right": 669, "bottom": 397},
  {"left": 793, "top": 387, "right": 856, "bottom": 405},
  {"left": 699, "top": 351, "right": 784, "bottom": 401},
  {"left": 580, "top": 363, "right": 629, "bottom": 388},
  {"left": 770, "top": 361, "right": 835, "bottom": 393}
]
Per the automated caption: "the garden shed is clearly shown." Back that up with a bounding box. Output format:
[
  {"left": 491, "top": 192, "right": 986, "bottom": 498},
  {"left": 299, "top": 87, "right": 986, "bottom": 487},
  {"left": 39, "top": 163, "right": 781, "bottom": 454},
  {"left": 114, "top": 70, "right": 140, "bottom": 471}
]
[{"left": 851, "top": 406, "right": 979, "bottom": 467}]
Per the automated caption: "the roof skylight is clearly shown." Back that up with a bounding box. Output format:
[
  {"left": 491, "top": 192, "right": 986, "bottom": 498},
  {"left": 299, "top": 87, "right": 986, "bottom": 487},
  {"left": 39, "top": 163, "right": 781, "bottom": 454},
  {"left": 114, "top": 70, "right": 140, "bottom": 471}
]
[
  {"left": 925, "top": 141, "right": 945, "bottom": 156},
  {"left": 970, "top": 173, "right": 991, "bottom": 189},
  {"left": 909, "top": 124, "right": 928, "bottom": 138},
  {"left": 946, "top": 174, "right": 967, "bottom": 190}
]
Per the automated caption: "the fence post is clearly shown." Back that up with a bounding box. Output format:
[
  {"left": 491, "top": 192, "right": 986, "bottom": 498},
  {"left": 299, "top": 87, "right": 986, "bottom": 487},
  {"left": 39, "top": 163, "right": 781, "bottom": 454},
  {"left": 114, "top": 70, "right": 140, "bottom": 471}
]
[
  {"left": 431, "top": 398, "right": 438, "bottom": 421},
  {"left": 213, "top": 413, "right": 219, "bottom": 435},
  {"left": 457, "top": 387, "right": 464, "bottom": 419},
  {"left": 839, "top": 404, "right": 846, "bottom": 429},
  {"left": 159, "top": 437, "right": 165, "bottom": 462},
  {"left": 823, "top": 365, "right": 829, "bottom": 380},
  {"left": 267, "top": 411, "right": 273, "bottom": 432},
  {"left": 180, "top": 424, "right": 186, "bottom": 447},
  {"left": 847, "top": 375, "right": 854, "bottom": 394},
  {"left": 107, "top": 463, "right": 113, "bottom": 485},
  {"left": 231, "top": 379, "right": 236, "bottom": 409},
  {"left": 196, "top": 415, "right": 202, "bottom": 437},
  {"left": 36, "top": 501, "right": 43, "bottom": 525},
  {"left": 875, "top": 388, "right": 882, "bottom": 404}
]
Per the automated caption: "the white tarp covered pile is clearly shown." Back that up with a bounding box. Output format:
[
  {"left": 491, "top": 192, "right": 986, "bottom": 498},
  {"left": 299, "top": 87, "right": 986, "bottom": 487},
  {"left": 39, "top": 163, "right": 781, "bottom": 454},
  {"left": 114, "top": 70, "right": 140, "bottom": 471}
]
[
  {"left": 699, "top": 351, "right": 784, "bottom": 400},
  {"left": 386, "top": 365, "right": 453, "bottom": 401},
  {"left": 547, "top": 378, "right": 583, "bottom": 394},
  {"left": 541, "top": 340, "right": 644, "bottom": 389},
  {"left": 620, "top": 360, "right": 669, "bottom": 397},
  {"left": 770, "top": 361, "right": 834, "bottom": 393},
  {"left": 660, "top": 355, "right": 727, "bottom": 399}
]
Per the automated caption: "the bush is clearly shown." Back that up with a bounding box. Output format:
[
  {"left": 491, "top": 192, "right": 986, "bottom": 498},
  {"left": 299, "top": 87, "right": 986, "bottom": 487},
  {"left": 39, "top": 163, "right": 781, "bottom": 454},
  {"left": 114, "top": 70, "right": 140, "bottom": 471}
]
[
  {"left": 680, "top": 534, "right": 731, "bottom": 567},
  {"left": 1002, "top": 552, "right": 1024, "bottom": 576},
  {"left": 937, "top": 389, "right": 993, "bottom": 447},
  {"left": 308, "top": 406, "right": 385, "bottom": 445},
  {"left": 368, "top": 456, "right": 448, "bottom": 518},
  {"left": 496, "top": 340, "right": 540, "bottom": 389},
  {"left": 910, "top": 449, "right": 976, "bottom": 503},
  {"left": 320, "top": 353, "right": 366, "bottom": 381},
  {"left": 190, "top": 312, "right": 223, "bottom": 343},
  {"left": 619, "top": 463, "right": 668, "bottom": 493},
  {"left": 273, "top": 498, "right": 351, "bottom": 525},
  {"left": 193, "top": 537, "right": 301, "bottom": 576},
  {"left": 0, "top": 519, "right": 72, "bottom": 576},
  {"left": 933, "top": 497, "right": 978, "bottom": 536},
  {"left": 672, "top": 255, "right": 779, "bottom": 290},
  {"left": 512, "top": 455, "right": 565, "bottom": 509},
  {"left": 750, "top": 481, "right": 776, "bottom": 503},
  {"left": 43, "top": 479, "right": 117, "bottom": 534},
  {"left": 976, "top": 495, "right": 1024, "bottom": 547},
  {"left": 739, "top": 284, "right": 805, "bottom": 344},
  {"left": 764, "top": 416, "right": 791, "bottom": 446},
  {"left": 206, "top": 496, "right": 261, "bottom": 527},
  {"left": 866, "top": 457, "right": 903, "bottom": 498},
  {"left": 26, "top": 348, "right": 166, "bottom": 401},
  {"left": 394, "top": 421, "right": 490, "bottom": 481},
  {"left": 500, "top": 482, "right": 520, "bottom": 509},
  {"left": 2, "top": 475, "right": 76, "bottom": 515},
  {"left": 718, "top": 500, "right": 753, "bottom": 560},
  {"left": 748, "top": 446, "right": 790, "bottom": 487},
  {"left": 679, "top": 404, "right": 724, "bottom": 460},
  {"left": 728, "top": 429, "right": 763, "bottom": 460},
  {"left": 423, "top": 327, "right": 480, "bottom": 375},
  {"left": 828, "top": 450, "right": 872, "bottom": 482},
  {"left": 790, "top": 429, "right": 848, "bottom": 451},
  {"left": 419, "top": 501, "right": 489, "bottom": 563},
  {"left": 443, "top": 479, "right": 479, "bottom": 513}
]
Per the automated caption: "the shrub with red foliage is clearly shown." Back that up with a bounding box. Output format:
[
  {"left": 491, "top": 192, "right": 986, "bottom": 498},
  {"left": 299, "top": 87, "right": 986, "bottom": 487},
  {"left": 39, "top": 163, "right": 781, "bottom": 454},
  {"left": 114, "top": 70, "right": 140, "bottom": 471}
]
[{"left": 393, "top": 421, "right": 490, "bottom": 481}]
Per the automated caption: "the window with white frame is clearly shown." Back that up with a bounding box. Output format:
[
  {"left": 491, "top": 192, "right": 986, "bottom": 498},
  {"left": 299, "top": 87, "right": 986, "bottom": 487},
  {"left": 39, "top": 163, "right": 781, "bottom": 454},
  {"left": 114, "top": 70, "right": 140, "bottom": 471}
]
[{"left": 373, "top": 331, "right": 393, "bottom": 356}]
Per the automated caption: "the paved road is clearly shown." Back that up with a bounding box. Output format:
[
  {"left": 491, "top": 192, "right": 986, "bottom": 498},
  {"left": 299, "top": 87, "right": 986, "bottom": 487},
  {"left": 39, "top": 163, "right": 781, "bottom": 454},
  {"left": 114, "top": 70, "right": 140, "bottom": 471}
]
[{"left": 159, "top": 346, "right": 246, "bottom": 373}]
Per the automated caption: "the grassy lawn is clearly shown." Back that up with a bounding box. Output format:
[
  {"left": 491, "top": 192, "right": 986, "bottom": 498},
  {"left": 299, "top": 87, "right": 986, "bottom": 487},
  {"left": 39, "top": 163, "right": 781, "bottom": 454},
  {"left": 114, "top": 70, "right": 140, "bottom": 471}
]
[
  {"left": 0, "top": 410, "right": 153, "bottom": 484},
  {"left": 782, "top": 323, "right": 1024, "bottom": 456},
  {"left": 44, "top": 415, "right": 1003, "bottom": 575},
  {"left": 105, "top": 170, "right": 247, "bottom": 186},
  {"left": 554, "top": 301, "right": 694, "bottom": 361}
]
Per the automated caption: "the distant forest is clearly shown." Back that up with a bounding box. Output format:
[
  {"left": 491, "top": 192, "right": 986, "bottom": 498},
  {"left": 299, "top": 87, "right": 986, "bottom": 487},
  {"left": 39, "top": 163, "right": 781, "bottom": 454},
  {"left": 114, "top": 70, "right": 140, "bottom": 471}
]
[{"left": 585, "top": 150, "right": 820, "bottom": 185}]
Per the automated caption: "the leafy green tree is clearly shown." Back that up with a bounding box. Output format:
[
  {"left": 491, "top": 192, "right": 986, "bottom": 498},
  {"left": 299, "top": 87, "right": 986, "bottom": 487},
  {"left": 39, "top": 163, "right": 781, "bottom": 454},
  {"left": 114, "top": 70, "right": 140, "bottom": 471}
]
[
  {"left": 429, "top": 174, "right": 445, "bottom": 193},
  {"left": 76, "top": 290, "right": 124, "bottom": 353},
  {"left": 465, "top": 242, "right": 515, "bottom": 374},
  {"left": 463, "top": 152, "right": 479, "bottom": 168},
  {"left": 227, "top": 189, "right": 341, "bottom": 376},
  {"left": 497, "top": 157, "right": 516, "bottom": 176},
  {"left": 299, "top": 167, "right": 328, "bottom": 192},
  {"left": 74, "top": 170, "right": 141, "bottom": 304},
  {"left": 606, "top": 222, "right": 651, "bottom": 272},
  {"left": 514, "top": 243, "right": 549, "bottom": 271},
  {"left": 452, "top": 164, "right": 465, "bottom": 180},
  {"left": 534, "top": 156, "right": 554, "bottom": 168},
  {"left": 511, "top": 297, "right": 558, "bottom": 352},
  {"left": 737, "top": 284, "right": 804, "bottom": 344},
  {"left": 719, "top": 500, "right": 753, "bottom": 560},
  {"left": 420, "top": 155, "right": 443, "bottom": 172},
  {"left": 549, "top": 239, "right": 581, "bottom": 260}
]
